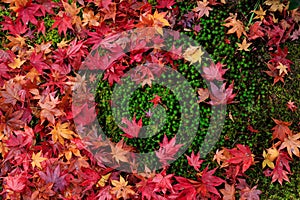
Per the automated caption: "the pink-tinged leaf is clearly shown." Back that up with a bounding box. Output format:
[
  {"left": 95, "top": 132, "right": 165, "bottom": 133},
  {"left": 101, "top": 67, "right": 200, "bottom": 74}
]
[
  {"left": 202, "top": 62, "right": 228, "bottom": 81},
  {"left": 4, "top": 173, "right": 27, "bottom": 192},
  {"left": 185, "top": 151, "right": 203, "bottom": 171},
  {"left": 237, "top": 179, "right": 261, "bottom": 200},
  {"left": 156, "top": 0, "right": 176, "bottom": 9},
  {"left": 152, "top": 170, "right": 174, "bottom": 194},
  {"left": 51, "top": 13, "right": 74, "bottom": 36},
  {"left": 119, "top": 116, "right": 143, "bottom": 138},
  {"left": 208, "top": 81, "right": 237, "bottom": 105},
  {"left": 227, "top": 144, "right": 255, "bottom": 173},
  {"left": 287, "top": 100, "right": 297, "bottom": 112},
  {"left": 72, "top": 103, "right": 97, "bottom": 126},
  {"left": 155, "top": 135, "right": 183, "bottom": 165}
]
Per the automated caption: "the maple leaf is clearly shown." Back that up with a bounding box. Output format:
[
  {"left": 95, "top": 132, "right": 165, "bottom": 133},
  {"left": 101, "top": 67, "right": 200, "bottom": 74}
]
[
  {"left": 6, "top": 35, "right": 26, "bottom": 52},
  {"left": 110, "top": 175, "right": 135, "bottom": 199},
  {"left": 236, "top": 39, "right": 252, "bottom": 51},
  {"left": 287, "top": 100, "right": 297, "bottom": 112},
  {"left": 276, "top": 62, "right": 288, "bottom": 75},
  {"left": 119, "top": 116, "right": 143, "bottom": 138},
  {"left": 51, "top": 13, "right": 74, "bottom": 36},
  {"left": 31, "top": 151, "right": 47, "bottom": 169},
  {"left": 96, "top": 173, "right": 112, "bottom": 188},
  {"left": 130, "top": 65, "right": 155, "bottom": 88},
  {"left": 4, "top": 173, "right": 27, "bottom": 193},
  {"left": 266, "top": 152, "right": 291, "bottom": 185},
  {"left": 156, "top": 0, "right": 176, "bottom": 9},
  {"left": 185, "top": 150, "right": 203, "bottom": 171},
  {"left": 213, "top": 148, "right": 231, "bottom": 168},
  {"left": 220, "top": 183, "right": 235, "bottom": 200},
  {"left": 155, "top": 135, "right": 183, "bottom": 165},
  {"left": 271, "top": 118, "right": 292, "bottom": 141},
  {"left": 110, "top": 139, "right": 130, "bottom": 164},
  {"left": 49, "top": 121, "right": 75, "bottom": 145},
  {"left": 31, "top": 183, "right": 55, "bottom": 200},
  {"left": 82, "top": 8, "right": 101, "bottom": 27},
  {"left": 279, "top": 133, "right": 300, "bottom": 158},
  {"left": 269, "top": 46, "right": 293, "bottom": 70},
  {"left": 237, "top": 179, "right": 261, "bottom": 200},
  {"left": 152, "top": 169, "right": 175, "bottom": 194},
  {"left": 198, "top": 167, "right": 225, "bottom": 198},
  {"left": 264, "top": 0, "right": 285, "bottom": 12},
  {"left": 103, "top": 63, "right": 127, "bottom": 86},
  {"left": 264, "top": 62, "right": 286, "bottom": 85},
  {"left": 7, "top": 57, "right": 25, "bottom": 69},
  {"left": 183, "top": 45, "right": 204, "bottom": 65},
  {"left": 262, "top": 147, "right": 279, "bottom": 169},
  {"left": 192, "top": 1, "right": 213, "bottom": 19},
  {"left": 197, "top": 88, "right": 210, "bottom": 103},
  {"left": 38, "top": 93, "right": 64, "bottom": 124},
  {"left": 149, "top": 94, "right": 162, "bottom": 107},
  {"left": 252, "top": 5, "right": 266, "bottom": 21},
  {"left": 137, "top": 10, "right": 170, "bottom": 35},
  {"left": 38, "top": 165, "right": 67, "bottom": 192},
  {"left": 227, "top": 144, "right": 255, "bottom": 173},
  {"left": 208, "top": 81, "right": 237, "bottom": 105},
  {"left": 223, "top": 13, "right": 247, "bottom": 39},
  {"left": 248, "top": 21, "right": 265, "bottom": 40},
  {"left": 202, "top": 62, "right": 228, "bottom": 81}
]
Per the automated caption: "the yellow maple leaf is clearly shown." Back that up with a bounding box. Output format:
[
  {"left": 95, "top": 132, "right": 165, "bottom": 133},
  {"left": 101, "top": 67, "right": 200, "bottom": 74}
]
[
  {"left": 252, "top": 5, "right": 266, "bottom": 21},
  {"left": 264, "top": 0, "right": 285, "bottom": 12},
  {"left": 183, "top": 45, "right": 204, "bottom": 65},
  {"left": 276, "top": 62, "right": 288, "bottom": 75},
  {"left": 31, "top": 151, "right": 47, "bottom": 169},
  {"left": 8, "top": 57, "right": 26, "bottom": 69},
  {"left": 223, "top": 13, "right": 247, "bottom": 39},
  {"left": 110, "top": 176, "right": 135, "bottom": 199},
  {"left": 96, "top": 173, "right": 111, "bottom": 187},
  {"left": 49, "top": 121, "right": 75, "bottom": 145},
  {"left": 262, "top": 147, "right": 279, "bottom": 169},
  {"left": 236, "top": 38, "right": 252, "bottom": 51}
]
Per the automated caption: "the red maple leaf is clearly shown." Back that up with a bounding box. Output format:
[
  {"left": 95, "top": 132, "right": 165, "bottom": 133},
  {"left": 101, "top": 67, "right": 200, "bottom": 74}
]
[
  {"left": 152, "top": 169, "right": 174, "bottom": 194},
  {"left": 271, "top": 118, "right": 292, "bottom": 141},
  {"left": 264, "top": 152, "right": 291, "bottom": 185},
  {"left": 4, "top": 173, "right": 27, "bottom": 193},
  {"left": 174, "top": 167, "right": 224, "bottom": 199},
  {"left": 227, "top": 144, "right": 255, "bottom": 173},
  {"left": 156, "top": 0, "right": 176, "bottom": 9},
  {"left": 119, "top": 116, "right": 143, "bottom": 138},
  {"left": 103, "top": 63, "right": 127, "bottom": 86},
  {"left": 149, "top": 95, "right": 162, "bottom": 108},
  {"left": 155, "top": 135, "right": 183, "bottom": 165},
  {"left": 185, "top": 151, "right": 203, "bottom": 171},
  {"left": 30, "top": 51, "right": 49, "bottom": 73},
  {"left": 248, "top": 21, "right": 264, "bottom": 40},
  {"left": 51, "top": 13, "right": 74, "bottom": 36},
  {"left": 202, "top": 62, "right": 228, "bottom": 81},
  {"left": 269, "top": 46, "right": 293, "bottom": 71},
  {"left": 208, "top": 81, "right": 236, "bottom": 105}
]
